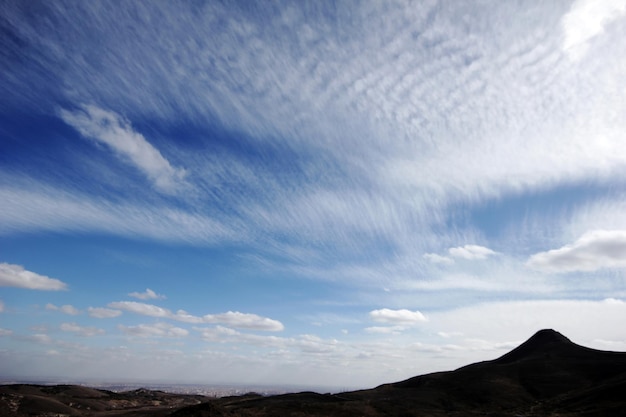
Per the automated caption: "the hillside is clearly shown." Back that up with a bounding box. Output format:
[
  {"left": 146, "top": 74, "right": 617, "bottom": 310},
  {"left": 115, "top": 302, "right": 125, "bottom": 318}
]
[{"left": 2, "top": 329, "right": 625, "bottom": 416}]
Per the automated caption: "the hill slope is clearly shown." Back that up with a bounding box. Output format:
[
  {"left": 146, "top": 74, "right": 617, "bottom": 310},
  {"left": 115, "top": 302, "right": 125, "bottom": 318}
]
[{"left": 205, "top": 329, "right": 626, "bottom": 416}]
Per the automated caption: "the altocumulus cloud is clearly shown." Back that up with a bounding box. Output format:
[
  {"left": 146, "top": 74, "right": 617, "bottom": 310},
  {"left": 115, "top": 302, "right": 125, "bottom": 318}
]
[
  {"left": 527, "top": 230, "right": 626, "bottom": 273},
  {"left": 60, "top": 322, "right": 105, "bottom": 337},
  {"left": 60, "top": 105, "right": 187, "bottom": 194},
  {"left": 46, "top": 303, "right": 80, "bottom": 315},
  {"left": 202, "top": 311, "right": 285, "bottom": 332},
  {"left": 87, "top": 307, "right": 122, "bottom": 319},
  {"left": 118, "top": 322, "right": 188, "bottom": 338},
  {"left": 0, "top": 263, "right": 67, "bottom": 291}
]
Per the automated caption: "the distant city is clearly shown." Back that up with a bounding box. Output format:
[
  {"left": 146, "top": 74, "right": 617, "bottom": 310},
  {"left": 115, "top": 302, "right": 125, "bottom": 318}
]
[{"left": 0, "top": 380, "right": 352, "bottom": 397}]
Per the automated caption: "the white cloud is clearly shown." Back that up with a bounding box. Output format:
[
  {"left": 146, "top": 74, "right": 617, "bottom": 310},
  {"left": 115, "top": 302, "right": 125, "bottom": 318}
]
[
  {"left": 365, "top": 326, "right": 406, "bottom": 335},
  {"left": 108, "top": 301, "right": 284, "bottom": 331},
  {"left": 203, "top": 311, "right": 285, "bottom": 332},
  {"left": 0, "top": 300, "right": 4, "bottom": 312},
  {"left": 448, "top": 245, "right": 496, "bottom": 260},
  {"left": 369, "top": 308, "right": 427, "bottom": 324},
  {"left": 423, "top": 253, "right": 454, "bottom": 265},
  {"left": 60, "top": 105, "right": 186, "bottom": 193},
  {"left": 561, "top": 0, "right": 626, "bottom": 58},
  {"left": 60, "top": 322, "right": 105, "bottom": 337},
  {"left": 0, "top": 263, "right": 67, "bottom": 291},
  {"left": 0, "top": 184, "right": 235, "bottom": 244},
  {"left": 527, "top": 230, "right": 626, "bottom": 273},
  {"left": 128, "top": 288, "right": 166, "bottom": 300},
  {"left": 108, "top": 301, "right": 173, "bottom": 319},
  {"left": 0, "top": 328, "right": 12, "bottom": 336},
  {"left": 87, "top": 307, "right": 122, "bottom": 319},
  {"left": 118, "top": 322, "right": 188, "bottom": 338},
  {"left": 30, "top": 334, "right": 53, "bottom": 344},
  {"left": 46, "top": 303, "right": 80, "bottom": 315}
]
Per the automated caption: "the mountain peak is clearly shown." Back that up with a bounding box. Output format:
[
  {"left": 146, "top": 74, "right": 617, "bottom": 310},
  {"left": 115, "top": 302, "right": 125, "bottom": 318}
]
[{"left": 494, "top": 329, "right": 574, "bottom": 364}]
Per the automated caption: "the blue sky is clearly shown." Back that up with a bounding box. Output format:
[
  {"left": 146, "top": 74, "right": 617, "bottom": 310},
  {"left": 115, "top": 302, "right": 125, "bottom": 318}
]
[{"left": 1, "top": 0, "right": 626, "bottom": 389}]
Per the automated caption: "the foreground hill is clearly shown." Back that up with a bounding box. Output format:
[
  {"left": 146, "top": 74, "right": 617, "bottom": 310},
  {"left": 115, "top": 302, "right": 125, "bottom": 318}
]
[
  {"left": 0, "top": 384, "right": 206, "bottom": 416},
  {"left": 2, "top": 329, "right": 625, "bottom": 416}
]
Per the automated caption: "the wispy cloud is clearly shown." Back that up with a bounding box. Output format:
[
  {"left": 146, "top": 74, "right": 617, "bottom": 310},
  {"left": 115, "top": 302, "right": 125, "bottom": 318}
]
[
  {"left": 60, "top": 105, "right": 187, "bottom": 194},
  {"left": 128, "top": 288, "right": 166, "bottom": 301},
  {"left": 87, "top": 307, "right": 122, "bottom": 319},
  {"left": 46, "top": 303, "right": 80, "bottom": 315},
  {"left": 108, "top": 301, "right": 284, "bottom": 331},
  {"left": 60, "top": 322, "right": 105, "bottom": 337},
  {"left": 448, "top": 245, "right": 497, "bottom": 260},
  {"left": 561, "top": 0, "right": 626, "bottom": 58},
  {"left": 0, "top": 263, "right": 67, "bottom": 291},
  {"left": 527, "top": 230, "right": 626, "bottom": 272},
  {"left": 118, "top": 322, "right": 188, "bottom": 338}
]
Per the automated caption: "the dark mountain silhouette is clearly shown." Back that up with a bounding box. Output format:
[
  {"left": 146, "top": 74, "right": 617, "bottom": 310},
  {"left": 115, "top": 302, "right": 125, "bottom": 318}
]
[{"left": 2, "top": 329, "right": 625, "bottom": 416}]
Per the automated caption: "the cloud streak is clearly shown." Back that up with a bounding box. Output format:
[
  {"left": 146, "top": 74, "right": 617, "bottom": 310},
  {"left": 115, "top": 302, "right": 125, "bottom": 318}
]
[{"left": 60, "top": 105, "right": 187, "bottom": 194}]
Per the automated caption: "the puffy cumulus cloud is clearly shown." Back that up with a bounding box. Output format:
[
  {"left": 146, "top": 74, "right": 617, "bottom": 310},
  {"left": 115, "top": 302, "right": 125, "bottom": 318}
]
[
  {"left": 128, "top": 288, "right": 166, "bottom": 300},
  {"left": 448, "top": 245, "right": 497, "bottom": 260},
  {"left": 88, "top": 307, "right": 122, "bottom": 319},
  {"left": 527, "top": 230, "right": 626, "bottom": 273},
  {"left": 369, "top": 308, "right": 427, "bottom": 324},
  {"left": 46, "top": 303, "right": 80, "bottom": 315},
  {"left": 0, "top": 263, "right": 67, "bottom": 291},
  {"left": 118, "top": 322, "right": 188, "bottom": 338},
  {"left": 561, "top": 0, "right": 626, "bottom": 57},
  {"left": 203, "top": 311, "right": 285, "bottom": 332},
  {"left": 60, "top": 105, "right": 187, "bottom": 194},
  {"left": 108, "top": 301, "right": 283, "bottom": 331},
  {"left": 60, "top": 322, "right": 105, "bottom": 337}
]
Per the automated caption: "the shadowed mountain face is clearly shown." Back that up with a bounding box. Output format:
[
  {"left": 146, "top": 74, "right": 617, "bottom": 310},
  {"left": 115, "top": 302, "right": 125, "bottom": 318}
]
[{"left": 2, "top": 330, "right": 625, "bottom": 416}]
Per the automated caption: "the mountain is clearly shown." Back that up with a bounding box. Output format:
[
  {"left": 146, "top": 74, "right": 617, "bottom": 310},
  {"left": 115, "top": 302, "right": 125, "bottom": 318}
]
[
  {"left": 202, "top": 329, "right": 626, "bottom": 416},
  {"left": 2, "top": 329, "right": 625, "bottom": 416}
]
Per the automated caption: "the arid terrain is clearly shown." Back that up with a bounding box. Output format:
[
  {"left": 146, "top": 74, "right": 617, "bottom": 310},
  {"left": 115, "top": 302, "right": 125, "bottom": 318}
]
[{"left": 2, "top": 329, "right": 625, "bottom": 416}]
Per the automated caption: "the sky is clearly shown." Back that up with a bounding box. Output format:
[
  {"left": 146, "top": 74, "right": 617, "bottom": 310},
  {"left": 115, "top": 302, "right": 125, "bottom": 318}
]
[{"left": 1, "top": 0, "right": 626, "bottom": 390}]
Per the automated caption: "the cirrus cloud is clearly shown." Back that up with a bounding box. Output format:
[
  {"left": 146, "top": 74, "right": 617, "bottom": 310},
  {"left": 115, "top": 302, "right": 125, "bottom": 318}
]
[{"left": 60, "top": 105, "right": 187, "bottom": 194}]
